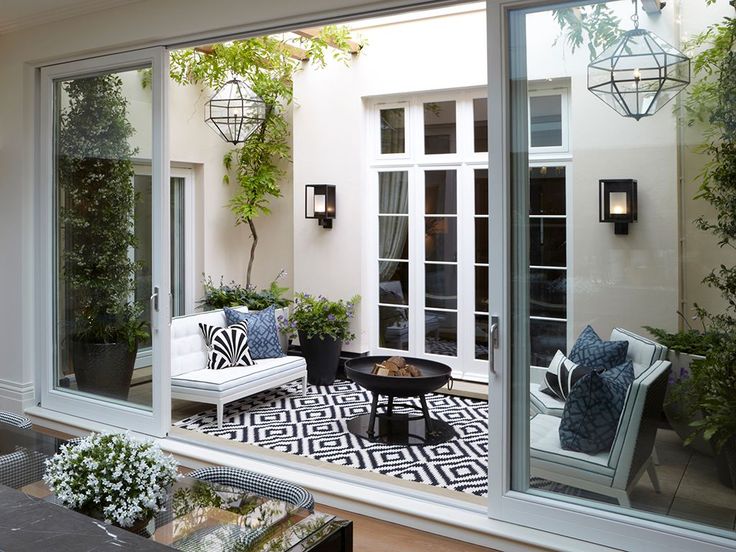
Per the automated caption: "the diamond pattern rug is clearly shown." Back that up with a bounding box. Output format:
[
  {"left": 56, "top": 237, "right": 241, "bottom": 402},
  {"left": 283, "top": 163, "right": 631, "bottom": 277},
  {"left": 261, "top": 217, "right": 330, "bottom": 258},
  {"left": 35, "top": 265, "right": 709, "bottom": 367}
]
[{"left": 174, "top": 379, "right": 490, "bottom": 497}]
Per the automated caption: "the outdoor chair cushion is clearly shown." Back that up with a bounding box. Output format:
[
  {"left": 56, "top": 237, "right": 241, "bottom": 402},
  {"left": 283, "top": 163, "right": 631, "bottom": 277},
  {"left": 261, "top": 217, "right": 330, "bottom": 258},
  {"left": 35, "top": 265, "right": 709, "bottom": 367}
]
[
  {"left": 539, "top": 350, "right": 596, "bottom": 401},
  {"left": 224, "top": 306, "right": 284, "bottom": 360},
  {"left": 559, "top": 360, "right": 635, "bottom": 454},
  {"left": 0, "top": 411, "right": 32, "bottom": 430},
  {"left": 568, "top": 325, "right": 628, "bottom": 371},
  {"left": 172, "top": 356, "right": 306, "bottom": 394},
  {"left": 610, "top": 327, "right": 666, "bottom": 378}
]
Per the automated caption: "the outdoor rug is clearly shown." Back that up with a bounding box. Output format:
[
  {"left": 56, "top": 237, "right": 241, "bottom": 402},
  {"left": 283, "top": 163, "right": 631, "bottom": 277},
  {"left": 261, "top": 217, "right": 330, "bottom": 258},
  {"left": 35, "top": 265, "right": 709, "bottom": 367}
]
[{"left": 174, "top": 379, "right": 490, "bottom": 497}]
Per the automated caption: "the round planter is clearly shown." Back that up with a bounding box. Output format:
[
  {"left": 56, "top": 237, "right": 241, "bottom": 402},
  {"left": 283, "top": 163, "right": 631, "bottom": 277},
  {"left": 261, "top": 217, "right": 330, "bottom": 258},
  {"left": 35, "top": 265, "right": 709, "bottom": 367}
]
[
  {"left": 71, "top": 340, "right": 137, "bottom": 401},
  {"left": 298, "top": 331, "right": 342, "bottom": 386},
  {"left": 662, "top": 350, "right": 714, "bottom": 457}
]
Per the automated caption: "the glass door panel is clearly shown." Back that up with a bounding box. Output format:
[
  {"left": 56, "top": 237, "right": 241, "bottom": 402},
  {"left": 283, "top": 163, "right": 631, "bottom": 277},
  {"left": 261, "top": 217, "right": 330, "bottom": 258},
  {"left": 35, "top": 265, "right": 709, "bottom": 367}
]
[{"left": 40, "top": 48, "right": 169, "bottom": 436}]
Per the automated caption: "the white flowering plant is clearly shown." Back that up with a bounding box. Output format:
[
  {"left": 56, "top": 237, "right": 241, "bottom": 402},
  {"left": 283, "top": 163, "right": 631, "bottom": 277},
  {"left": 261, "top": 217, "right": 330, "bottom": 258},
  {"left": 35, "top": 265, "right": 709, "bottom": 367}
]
[{"left": 43, "top": 432, "right": 179, "bottom": 528}]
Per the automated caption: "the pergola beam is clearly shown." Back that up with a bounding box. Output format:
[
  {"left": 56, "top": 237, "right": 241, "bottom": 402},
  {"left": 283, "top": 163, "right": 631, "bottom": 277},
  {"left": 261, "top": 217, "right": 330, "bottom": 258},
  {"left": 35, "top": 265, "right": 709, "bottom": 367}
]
[{"left": 293, "top": 27, "right": 362, "bottom": 54}]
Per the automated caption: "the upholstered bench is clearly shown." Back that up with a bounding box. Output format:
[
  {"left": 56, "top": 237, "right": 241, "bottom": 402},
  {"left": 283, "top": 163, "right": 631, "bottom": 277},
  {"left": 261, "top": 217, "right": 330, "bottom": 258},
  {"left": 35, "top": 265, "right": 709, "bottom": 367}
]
[{"left": 171, "top": 308, "right": 307, "bottom": 428}]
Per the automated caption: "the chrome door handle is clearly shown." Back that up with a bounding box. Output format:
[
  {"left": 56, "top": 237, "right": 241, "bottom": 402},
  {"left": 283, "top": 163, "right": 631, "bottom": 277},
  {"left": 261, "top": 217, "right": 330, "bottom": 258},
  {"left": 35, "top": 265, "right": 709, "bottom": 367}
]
[
  {"left": 489, "top": 316, "right": 499, "bottom": 375},
  {"left": 150, "top": 286, "right": 160, "bottom": 330}
]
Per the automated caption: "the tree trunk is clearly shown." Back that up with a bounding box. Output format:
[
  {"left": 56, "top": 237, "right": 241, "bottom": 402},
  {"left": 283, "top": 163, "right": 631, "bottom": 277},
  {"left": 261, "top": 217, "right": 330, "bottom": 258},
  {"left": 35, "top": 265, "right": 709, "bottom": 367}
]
[{"left": 247, "top": 218, "right": 258, "bottom": 288}]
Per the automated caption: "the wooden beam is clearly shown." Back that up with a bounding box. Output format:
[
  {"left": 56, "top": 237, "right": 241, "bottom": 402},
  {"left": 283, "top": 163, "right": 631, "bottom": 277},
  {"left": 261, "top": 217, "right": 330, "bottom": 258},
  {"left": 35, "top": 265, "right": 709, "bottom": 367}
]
[
  {"left": 294, "top": 27, "right": 361, "bottom": 54},
  {"left": 194, "top": 42, "right": 309, "bottom": 62}
]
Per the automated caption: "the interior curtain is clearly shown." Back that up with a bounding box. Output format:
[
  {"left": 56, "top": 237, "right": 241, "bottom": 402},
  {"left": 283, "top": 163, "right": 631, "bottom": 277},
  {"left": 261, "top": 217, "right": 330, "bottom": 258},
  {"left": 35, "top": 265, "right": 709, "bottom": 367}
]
[{"left": 379, "top": 171, "right": 408, "bottom": 283}]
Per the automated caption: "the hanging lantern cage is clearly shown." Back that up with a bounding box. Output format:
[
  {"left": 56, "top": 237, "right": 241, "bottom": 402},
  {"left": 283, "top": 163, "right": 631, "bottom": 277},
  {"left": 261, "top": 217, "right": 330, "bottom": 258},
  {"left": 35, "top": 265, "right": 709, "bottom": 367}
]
[
  {"left": 587, "top": 1, "right": 690, "bottom": 121},
  {"left": 205, "top": 79, "right": 269, "bottom": 144}
]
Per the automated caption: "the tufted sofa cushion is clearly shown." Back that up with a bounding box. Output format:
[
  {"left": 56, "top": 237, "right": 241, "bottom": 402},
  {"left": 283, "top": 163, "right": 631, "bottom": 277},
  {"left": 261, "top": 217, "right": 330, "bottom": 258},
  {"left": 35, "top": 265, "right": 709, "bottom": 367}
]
[
  {"left": 171, "top": 307, "right": 248, "bottom": 377},
  {"left": 610, "top": 328, "right": 666, "bottom": 378}
]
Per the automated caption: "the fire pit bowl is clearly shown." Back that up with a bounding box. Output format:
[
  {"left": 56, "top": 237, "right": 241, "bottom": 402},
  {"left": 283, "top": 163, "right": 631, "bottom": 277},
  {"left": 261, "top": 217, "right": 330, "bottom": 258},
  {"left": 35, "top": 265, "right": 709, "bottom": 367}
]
[
  {"left": 345, "top": 356, "right": 455, "bottom": 445},
  {"left": 344, "top": 356, "right": 452, "bottom": 397}
]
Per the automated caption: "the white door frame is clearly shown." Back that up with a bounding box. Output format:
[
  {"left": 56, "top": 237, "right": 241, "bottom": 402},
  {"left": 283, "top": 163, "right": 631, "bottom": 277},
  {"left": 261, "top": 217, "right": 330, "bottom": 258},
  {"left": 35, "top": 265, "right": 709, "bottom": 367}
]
[{"left": 38, "top": 47, "right": 171, "bottom": 437}]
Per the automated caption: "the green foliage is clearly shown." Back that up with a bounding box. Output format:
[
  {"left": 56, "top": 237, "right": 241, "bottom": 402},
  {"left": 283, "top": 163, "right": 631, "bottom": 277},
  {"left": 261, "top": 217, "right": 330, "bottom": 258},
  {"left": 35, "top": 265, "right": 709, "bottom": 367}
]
[
  {"left": 58, "top": 74, "right": 148, "bottom": 349},
  {"left": 643, "top": 311, "right": 720, "bottom": 356},
  {"left": 199, "top": 272, "right": 290, "bottom": 311},
  {"left": 170, "top": 31, "right": 360, "bottom": 286},
  {"left": 552, "top": 4, "right": 624, "bottom": 60},
  {"left": 281, "top": 293, "right": 360, "bottom": 343},
  {"left": 676, "top": 13, "right": 736, "bottom": 452}
]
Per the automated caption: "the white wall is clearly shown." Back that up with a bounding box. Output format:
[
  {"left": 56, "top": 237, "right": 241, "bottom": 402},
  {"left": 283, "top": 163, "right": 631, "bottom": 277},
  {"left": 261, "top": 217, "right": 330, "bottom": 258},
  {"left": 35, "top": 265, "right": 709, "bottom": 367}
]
[{"left": 0, "top": 0, "right": 427, "bottom": 413}]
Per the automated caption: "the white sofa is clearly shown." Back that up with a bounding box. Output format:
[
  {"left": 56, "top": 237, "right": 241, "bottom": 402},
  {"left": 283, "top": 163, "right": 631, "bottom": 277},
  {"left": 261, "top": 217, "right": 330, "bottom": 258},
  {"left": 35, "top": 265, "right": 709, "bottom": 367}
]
[{"left": 171, "top": 307, "right": 307, "bottom": 428}]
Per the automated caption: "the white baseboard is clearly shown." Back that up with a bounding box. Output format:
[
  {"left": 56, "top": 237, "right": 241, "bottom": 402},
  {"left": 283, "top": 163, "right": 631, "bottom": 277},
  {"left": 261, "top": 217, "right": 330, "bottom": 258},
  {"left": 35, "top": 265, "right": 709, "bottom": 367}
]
[{"left": 0, "top": 378, "right": 35, "bottom": 413}]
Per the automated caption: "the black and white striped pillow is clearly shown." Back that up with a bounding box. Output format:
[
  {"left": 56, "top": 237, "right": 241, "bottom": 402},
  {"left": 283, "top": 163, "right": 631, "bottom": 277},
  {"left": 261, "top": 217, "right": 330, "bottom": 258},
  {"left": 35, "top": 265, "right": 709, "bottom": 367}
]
[
  {"left": 199, "top": 321, "right": 255, "bottom": 370},
  {"left": 540, "top": 350, "right": 595, "bottom": 401}
]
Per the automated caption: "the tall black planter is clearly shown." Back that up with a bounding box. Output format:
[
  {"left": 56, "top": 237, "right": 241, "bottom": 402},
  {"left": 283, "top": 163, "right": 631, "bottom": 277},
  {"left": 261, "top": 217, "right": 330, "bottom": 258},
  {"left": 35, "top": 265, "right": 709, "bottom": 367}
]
[
  {"left": 72, "top": 340, "right": 137, "bottom": 401},
  {"left": 298, "top": 331, "right": 342, "bottom": 386}
]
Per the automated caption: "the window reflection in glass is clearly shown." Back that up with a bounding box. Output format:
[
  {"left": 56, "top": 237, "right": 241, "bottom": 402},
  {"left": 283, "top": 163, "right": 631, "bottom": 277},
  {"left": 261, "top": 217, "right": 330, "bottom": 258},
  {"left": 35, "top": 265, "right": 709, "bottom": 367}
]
[
  {"left": 425, "top": 311, "right": 457, "bottom": 356},
  {"left": 424, "top": 101, "right": 457, "bottom": 154},
  {"left": 380, "top": 108, "right": 405, "bottom": 154}
]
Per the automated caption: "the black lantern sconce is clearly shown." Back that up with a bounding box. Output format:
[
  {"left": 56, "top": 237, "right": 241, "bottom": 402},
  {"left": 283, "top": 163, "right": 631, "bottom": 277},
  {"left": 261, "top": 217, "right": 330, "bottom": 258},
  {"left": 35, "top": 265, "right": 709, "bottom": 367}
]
[
  {"left": 600, "top": 179, "right": 637, "bottom": 235},
  {"left": 305, "top": 185, "right": 336, "bottom": 229}
]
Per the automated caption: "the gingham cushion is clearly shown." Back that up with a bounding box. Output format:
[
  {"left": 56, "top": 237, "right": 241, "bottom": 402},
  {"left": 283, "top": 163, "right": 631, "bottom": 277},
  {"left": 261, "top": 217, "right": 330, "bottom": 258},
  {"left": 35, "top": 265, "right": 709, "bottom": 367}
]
[
  {"left": 0, "top": 449, "right": 46, "bottom": 489},
  {"left": 189, "top": 466, "right": 315, "bottom": 512},
  {"left": 0, "top": 411, "right": 32, "bottom": 430}
]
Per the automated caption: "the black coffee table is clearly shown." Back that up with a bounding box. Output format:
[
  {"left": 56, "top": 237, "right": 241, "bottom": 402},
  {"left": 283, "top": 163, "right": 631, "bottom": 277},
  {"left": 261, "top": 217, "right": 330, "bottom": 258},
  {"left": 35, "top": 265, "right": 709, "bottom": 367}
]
[{"left": 344, "top": 356, "right": 456, "bottom": 445}]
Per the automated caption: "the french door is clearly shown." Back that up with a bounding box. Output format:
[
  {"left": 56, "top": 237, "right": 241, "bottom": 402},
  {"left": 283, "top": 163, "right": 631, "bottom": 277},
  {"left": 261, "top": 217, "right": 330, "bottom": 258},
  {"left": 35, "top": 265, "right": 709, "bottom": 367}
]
[{"left": 39, "top": 48, "right": 170, "bottom": 437}]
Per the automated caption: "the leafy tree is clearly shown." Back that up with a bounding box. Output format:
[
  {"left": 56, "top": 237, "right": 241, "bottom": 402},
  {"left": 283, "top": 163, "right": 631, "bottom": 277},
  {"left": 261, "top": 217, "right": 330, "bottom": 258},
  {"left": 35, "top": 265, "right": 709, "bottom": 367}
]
[
  {"left": 170, "top": 28, "right": 361, "bottom": 287},
  {"left": 552, "top": 3, "right": 624, "bottom": 60},
  {"left": 58, "top": 74, "right": 147, "bottom": 348}
]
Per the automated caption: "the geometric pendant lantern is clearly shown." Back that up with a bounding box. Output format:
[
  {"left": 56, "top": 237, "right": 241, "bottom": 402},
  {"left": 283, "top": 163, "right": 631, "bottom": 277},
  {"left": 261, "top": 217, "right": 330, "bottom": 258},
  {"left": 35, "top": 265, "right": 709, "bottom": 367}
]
[
  {"left": 587, "top": 2, "right": 690, "bottom": 121},
  {"left": 204, "top": 79, "right": 269, "bottom": 144}
]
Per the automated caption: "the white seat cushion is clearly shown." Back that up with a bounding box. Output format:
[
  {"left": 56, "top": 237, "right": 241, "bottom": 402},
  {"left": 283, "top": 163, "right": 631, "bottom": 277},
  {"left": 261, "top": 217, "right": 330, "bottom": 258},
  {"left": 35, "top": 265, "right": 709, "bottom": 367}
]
[
  {"left": 530, "top": 414, "right": 614, "bottom": 480},
  {"left": 172, "top": 356, "right": 305, "bottom": 393},
  {"left": 530, "top": 383, "right": 565, "bottom": 416}
]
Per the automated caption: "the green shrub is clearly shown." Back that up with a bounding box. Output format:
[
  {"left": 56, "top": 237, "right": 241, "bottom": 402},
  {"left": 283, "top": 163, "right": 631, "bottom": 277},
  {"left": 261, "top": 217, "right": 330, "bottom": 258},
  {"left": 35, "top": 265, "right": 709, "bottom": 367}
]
[
  {"left": 199, "top": 273, "right": 290, "bottom": 311},
  {"left": 281, "top": 293, "right": 359, "bottom": 343}
]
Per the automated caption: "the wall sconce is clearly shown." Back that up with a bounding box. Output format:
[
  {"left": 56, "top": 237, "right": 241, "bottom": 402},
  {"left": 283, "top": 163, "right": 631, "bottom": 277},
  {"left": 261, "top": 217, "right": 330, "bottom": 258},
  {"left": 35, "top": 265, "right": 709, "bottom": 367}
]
[
  {"left": 305, "top": 184, "right": 336, "bottom": 229},
  {"left": 600, "top": 179, "right": 637, "bottom": 235}
]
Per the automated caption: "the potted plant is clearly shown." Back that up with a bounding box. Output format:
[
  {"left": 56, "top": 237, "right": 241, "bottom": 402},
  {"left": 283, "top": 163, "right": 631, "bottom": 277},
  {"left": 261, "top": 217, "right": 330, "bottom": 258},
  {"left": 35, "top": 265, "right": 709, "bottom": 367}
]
[
  {"left": 281, "top": 293, "right": 360, "bottom": 385},
  {"left": 199, "top": 270, "right": 291, "bottom": 351},
  {"left": 58, "top": 74, "right": 148, "bottom": 401},
  {"left": 43, "top": 433, "right": 179, "bottom": 532}
]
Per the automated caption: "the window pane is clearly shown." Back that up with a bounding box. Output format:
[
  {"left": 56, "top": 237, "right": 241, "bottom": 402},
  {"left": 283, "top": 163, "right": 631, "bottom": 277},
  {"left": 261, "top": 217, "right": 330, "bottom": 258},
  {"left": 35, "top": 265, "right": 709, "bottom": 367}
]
[
  {"left": 425, "top": 217, "right": 457, "bottom": 262},
  {"left": 530, "top": 318, "right": 566, "bottom": 367},
  {"left": 379, "top": 171, "right": 408, "bottom": 214},
  {"left": 473, "top": 97, "right": 488, "bottom": 152},
  {"left": 475, "top": 218, "right": 489, "bottom": 264},
  {"left": 379, "top": 261, "right": 409, "bottom": 305},
  {"left": 171, "top": 177, "right": 186, "bottom": 317},
  {"left": 426, "top": 311, "right": 457, "bottom": 357},
  {"left": 475, "top": 265, "right": 489, "bottom": 312},
  {"left": 425, "top": 264, "right": 457, "bottom": 309},
  {"left": 530, "top": 94, "right": 562, "bottom": 147},
  {"left": 380, "top": 108, "right": 405, "bottom": 154},
  {"left": 424, "top": 101, "right": 456, "bottom": 154},
  {"left": 379, "top": 217, "right": 408, "bottom": 260},
  {"left": 475, "top": 168, "right": 489, "bottom": 215},
  {"left": 425, "top": 170, "right": 457, "bottom": 214},
  {"left": 530, "top": 218, "right": 566, "bottom": 267},
  {"left": 529, "top": 268, "right": 566, "bottom": 319},
  {"left": 379, "top": 306, "right": 409, "bottom": 350},
  {"left": 475, "top": 314, "right": 489, "bottom": 360},
  {"left": 530, "top": 166, "right": 565, "bottom": 215}
]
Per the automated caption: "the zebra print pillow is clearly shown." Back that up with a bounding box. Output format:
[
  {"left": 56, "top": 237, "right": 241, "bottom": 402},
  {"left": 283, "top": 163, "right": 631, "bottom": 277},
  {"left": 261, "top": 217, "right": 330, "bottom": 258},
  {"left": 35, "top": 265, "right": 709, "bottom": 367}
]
[{"left": 199, "top": 321, "right": 255, "bottom": 370}]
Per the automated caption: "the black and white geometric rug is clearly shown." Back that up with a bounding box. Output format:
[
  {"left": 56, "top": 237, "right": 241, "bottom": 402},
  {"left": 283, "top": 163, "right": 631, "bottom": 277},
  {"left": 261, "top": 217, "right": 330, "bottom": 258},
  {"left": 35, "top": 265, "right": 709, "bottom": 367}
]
[{"left": 174, "top": 379, "right": 489, "bottom": 497}]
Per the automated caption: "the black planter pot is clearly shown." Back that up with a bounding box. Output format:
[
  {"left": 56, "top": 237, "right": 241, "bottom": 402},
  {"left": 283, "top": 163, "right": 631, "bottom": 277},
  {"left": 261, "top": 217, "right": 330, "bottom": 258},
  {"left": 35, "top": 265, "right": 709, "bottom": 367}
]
[
  {"left": 71, "top": 340, "right": 137, "bottom": 401},
  {"left": 298, "top": 331, "right": 342, "bottom": 386},
  {"left": 715, "top": 437, "right": 736, "bottom": 490}
]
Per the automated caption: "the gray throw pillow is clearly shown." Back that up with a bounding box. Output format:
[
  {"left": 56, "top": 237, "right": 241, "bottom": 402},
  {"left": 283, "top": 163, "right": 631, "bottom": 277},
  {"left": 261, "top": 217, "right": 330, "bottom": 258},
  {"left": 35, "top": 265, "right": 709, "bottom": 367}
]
[
  {"left": 569, "top": 325, "right": 628, "bottom": 371},
  {"left": 224, "top": 305, "right": 284, "bottom": 360}
]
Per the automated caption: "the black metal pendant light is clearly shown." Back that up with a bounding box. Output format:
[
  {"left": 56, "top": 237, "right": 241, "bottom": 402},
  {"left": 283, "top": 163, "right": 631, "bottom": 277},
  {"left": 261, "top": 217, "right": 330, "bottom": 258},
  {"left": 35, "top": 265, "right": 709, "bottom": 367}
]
[
  {"left": 587, "top": 1, "right": 690, "bottom": 121},
  {"left": 205, "top": 79, "right": 268, "bottom": 144}
]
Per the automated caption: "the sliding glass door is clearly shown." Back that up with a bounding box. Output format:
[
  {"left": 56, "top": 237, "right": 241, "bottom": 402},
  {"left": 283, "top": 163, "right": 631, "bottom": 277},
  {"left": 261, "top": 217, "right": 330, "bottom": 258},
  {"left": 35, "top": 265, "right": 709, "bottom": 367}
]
[{"left": 39, "top": 48, "right": 170, "bottom": 436}]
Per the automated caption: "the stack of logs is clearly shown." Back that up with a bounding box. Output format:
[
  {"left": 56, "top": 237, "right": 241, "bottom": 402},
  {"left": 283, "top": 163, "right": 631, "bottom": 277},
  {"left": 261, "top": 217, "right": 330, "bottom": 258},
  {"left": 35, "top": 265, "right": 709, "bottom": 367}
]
[{"left": 371, "top": 356, "right": 423, "bottom": 377}]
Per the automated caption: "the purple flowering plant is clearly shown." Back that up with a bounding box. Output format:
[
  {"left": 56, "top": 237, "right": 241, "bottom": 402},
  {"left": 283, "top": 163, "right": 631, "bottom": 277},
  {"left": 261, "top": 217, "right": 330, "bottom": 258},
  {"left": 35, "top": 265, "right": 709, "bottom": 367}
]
[{"left": 279, "top": 292, "right": 360, "bottom": 343}]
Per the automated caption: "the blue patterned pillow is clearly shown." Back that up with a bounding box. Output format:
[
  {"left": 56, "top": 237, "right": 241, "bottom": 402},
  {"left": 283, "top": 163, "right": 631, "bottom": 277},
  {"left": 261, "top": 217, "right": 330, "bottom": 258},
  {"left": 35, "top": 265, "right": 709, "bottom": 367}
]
[
  {"left": 559, "top": 360, "right": 635, "bottom": 454},
  {"left": 224, "top": 306, "right": 284, "bottom": 360},
  {"left": 569, "top": 325, "right": 628, "bottom": 371}
]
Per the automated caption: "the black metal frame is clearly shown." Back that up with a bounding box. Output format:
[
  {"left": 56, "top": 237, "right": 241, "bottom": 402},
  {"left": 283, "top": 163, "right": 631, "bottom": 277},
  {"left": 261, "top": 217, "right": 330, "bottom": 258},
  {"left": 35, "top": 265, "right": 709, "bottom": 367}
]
[
  {"left": 599, "top": 179, "right": 638, "bottom": 235},
  {"left": 204, "top": 79, "right": 268, "bottom": 145},
  {"left": 304, "top": 184, "right": 336, "bottom": 228}
]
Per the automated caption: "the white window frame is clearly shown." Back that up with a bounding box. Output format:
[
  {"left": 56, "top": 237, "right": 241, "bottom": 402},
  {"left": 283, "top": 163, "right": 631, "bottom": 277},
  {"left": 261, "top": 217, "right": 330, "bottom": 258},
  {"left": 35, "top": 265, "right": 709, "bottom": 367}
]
[
  {"left": 528, "top": 83, "right": 570, "bottom": 155},
  {"left": 37, "top": 47, "right": 171, "bottom": 437}
]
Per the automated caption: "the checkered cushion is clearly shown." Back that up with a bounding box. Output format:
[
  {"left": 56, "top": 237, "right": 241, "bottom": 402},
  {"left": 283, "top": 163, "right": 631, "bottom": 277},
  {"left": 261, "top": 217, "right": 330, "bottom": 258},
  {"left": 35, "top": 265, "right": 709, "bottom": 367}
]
[
  {"left": 189, "top": 466, "right": 314, "bottom": 512},
  {"left": 0, "top": 449, "right": 46, "bottom": 489},
  {"left": 0, "top": 411, "right": 32, "bottom": 430},
  {"left": 224, "top": 306, "right": 285, "bottom": 360}
]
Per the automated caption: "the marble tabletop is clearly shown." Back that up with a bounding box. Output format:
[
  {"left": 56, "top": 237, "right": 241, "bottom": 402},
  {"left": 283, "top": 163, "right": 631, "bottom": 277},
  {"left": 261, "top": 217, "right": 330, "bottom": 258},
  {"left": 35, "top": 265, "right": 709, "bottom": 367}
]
[{"left": 0, "top": 483, "right": 171, "bottom": 551}]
